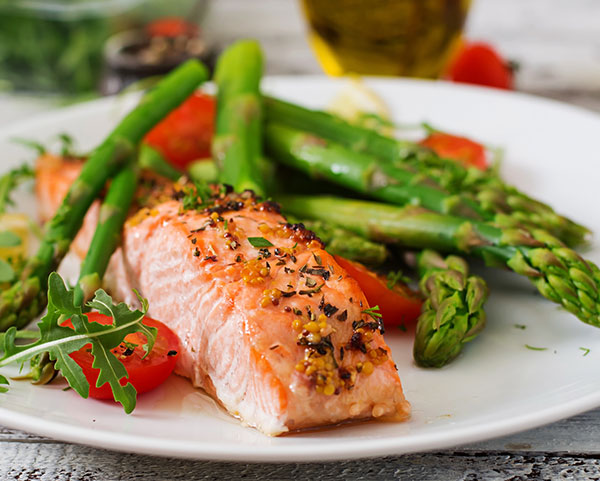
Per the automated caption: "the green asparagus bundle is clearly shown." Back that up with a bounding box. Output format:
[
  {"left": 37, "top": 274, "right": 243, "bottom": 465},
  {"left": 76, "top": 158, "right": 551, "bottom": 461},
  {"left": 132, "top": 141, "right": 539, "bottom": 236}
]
[
  {"left": 213, "top": 40, "right": 267, "bottom": 197},
  {"left": 413, "top": 250, "right": 488, "bottom": 367},
  {"left": 264, "top": 96, "right": 589, "bottom": 247},
  {"left": 279, "top": 194, "right": 600, "bottom": 328},
  {"left": 265, "top": 122, "right": 483, "bottom": 219},
  {"left": 0, "top": 59, "right": 209, "bottom": 331}
]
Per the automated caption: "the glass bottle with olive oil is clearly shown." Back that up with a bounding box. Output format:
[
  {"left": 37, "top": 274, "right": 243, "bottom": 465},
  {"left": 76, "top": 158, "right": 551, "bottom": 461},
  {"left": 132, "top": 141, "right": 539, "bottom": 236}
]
[{"left": 301, "top": 0, "right": 471, "bottom": 78}]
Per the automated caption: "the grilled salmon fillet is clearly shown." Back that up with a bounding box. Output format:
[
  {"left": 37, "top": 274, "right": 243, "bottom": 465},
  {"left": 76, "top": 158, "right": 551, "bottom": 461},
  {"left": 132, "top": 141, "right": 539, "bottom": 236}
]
[{"left": 36, "top": 157, "right": 410, "bottom": 435}]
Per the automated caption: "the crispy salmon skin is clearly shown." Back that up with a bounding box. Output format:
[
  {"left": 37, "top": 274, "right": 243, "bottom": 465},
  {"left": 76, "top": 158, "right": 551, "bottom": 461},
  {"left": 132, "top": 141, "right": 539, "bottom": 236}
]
[{"left": 36, "top": 158, "right": 410, "bottom": 435}]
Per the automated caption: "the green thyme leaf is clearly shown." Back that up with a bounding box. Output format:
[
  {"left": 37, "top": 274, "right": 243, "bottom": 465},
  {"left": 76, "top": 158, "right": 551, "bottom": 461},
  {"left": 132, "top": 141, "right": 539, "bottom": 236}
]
[
  {"left": 0, "top": 230, "right": 22, "bottom": 247},
  {"left": 580, "top": 347, "right": 590, "bottom": 357},
  {"left": 248, "top": 237, "right": 274, "bottom": 248},
  {"left": 514, "top": 324, "right": 527, "bottom": 330},
  {"left": 362, "top": 305, "right": 383, "bottom": 319},
  {"left": 525, "top": 344, "right": 547, "bottom": 351}
]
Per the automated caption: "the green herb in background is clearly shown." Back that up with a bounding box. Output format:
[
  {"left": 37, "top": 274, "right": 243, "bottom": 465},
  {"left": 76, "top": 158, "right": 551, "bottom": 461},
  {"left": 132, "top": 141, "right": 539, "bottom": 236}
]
[{"left": 0, "top": 9, "right": 109, "bottom": 95}]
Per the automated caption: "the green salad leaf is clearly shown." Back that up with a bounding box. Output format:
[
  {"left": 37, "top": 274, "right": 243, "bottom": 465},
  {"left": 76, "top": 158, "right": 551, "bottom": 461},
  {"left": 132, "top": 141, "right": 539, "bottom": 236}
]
[
  {"left": 0, "top": 272, "right": 156, "bottom": 413},
  {"left": 0, "top": 230, "right": 21, "bottom": 247},
  {"left": 0, "top": 259, "right": 15, "bottom": 283},
  {"left": 0, "top": 164, "right": 35, "bottom": 215}
]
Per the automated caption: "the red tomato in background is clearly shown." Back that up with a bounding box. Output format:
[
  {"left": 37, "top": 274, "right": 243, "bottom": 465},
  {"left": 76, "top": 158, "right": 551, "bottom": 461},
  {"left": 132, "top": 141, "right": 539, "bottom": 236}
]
[
  {"left": 144, "top": 91, "right": 215, "bottom": 170},
  {"left": 65, "top": 313, "right": 180, "bottom": 400},
  {"left": 420, "top": 132, "right": 488, "bottom": 170},
  {"left": 146, "top": 17, "right": 198, "bottom": 38},
  {"left": 446, "top": 42, "right": 514, "bottom": 90},
  {"left": 334, "top": 256, "right": 423, "bottom": 328}
]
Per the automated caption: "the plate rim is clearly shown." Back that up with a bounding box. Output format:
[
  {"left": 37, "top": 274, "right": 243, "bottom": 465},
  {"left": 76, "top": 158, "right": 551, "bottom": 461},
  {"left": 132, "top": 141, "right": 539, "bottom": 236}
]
[{"left": 1, "top": 76, "right": 600, "bottom": 461}]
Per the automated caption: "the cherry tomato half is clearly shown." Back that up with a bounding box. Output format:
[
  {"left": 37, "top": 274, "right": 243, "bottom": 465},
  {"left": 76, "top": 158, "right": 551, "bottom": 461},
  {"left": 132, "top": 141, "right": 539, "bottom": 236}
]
[
  {"left": 420, "top": 131, "right": 488, "bottom": 170},
  {"left": 144, "top": 91, "right": 215, "bottom": 170},
  {"left": 334, "top": 256, "right": 423, "bottom": 328},
  {"left": 445, "top": 42, "right": 514, "bottom": 90},
  {"left": 65, "top": 313, "right": 180, "bottom": 400}
]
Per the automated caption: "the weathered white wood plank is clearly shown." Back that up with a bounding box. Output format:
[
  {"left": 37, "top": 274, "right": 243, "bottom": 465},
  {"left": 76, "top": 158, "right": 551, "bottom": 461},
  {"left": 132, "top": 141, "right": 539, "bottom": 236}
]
[{"left": 2, "top": 442, "right": 600, "bottom": 481}]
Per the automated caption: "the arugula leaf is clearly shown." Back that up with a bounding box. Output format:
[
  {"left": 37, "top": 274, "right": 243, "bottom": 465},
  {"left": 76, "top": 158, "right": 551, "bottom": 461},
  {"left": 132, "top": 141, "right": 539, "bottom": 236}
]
[
  {"left": 10, "top": 138, "right": 46, "bottom": 155},
  {"left": 0, "top": 259, "right": 15, "bottom": 283},
  {"left": 0, "top": 231, "right": 21, "bottom": 247},
  {"left": 248, "top": 237, "right": 274, "bottom": 248},
  {"left": 0, "top": 164, "right": 35, "bottom": 215},
  {"left": 0, "top": 272, "right": 155, "bottom": 413}
]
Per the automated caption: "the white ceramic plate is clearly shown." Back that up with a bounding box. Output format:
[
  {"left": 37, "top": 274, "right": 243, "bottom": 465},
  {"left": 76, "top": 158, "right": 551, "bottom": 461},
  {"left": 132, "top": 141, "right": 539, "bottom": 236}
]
[{"left": 0, "top": 77, "right": 599, "bottom": 462}]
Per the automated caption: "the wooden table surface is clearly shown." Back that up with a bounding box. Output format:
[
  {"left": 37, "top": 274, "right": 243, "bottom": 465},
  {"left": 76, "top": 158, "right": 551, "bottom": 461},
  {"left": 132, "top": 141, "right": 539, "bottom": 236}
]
[{"left": 2, "top": 0, "right": 600, "bottom": 479}]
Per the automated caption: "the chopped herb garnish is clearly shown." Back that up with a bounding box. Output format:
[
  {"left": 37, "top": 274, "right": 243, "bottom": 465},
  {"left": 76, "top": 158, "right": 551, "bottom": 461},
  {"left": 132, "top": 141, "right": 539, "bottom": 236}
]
[
  {"left": 181, "top": 181, "right": 214, "bottom": 211},
  {"left": 223, "top": 219, "right": 228, "bottom": 230},
  {"left": 361, "top": 305, "right": 382, "bottom": 320},
  {"left": 305, "top": 268, "right": 330, "bottom": 281},
  {"left": 580, "top": 347, "right": 590, "bottom": 357},
  {"left": 525, "top": 344, "right": 547, "bottom": 351},
  {"left": 514, "top": 324, "right": 527, "bottom": 330},
  {"left": 298, "top": 283, "right": 324, "bottom": 296},
  {"left": 323, "top": 303, "right": 339, "bottom": 317},
  {"left": 336, "top": 310, "right": 348, "bottom": 322},
  {"left": 292, "top": 307, "right": 303, "bottom": 316},
  {"left": 313, "top": 253, "right": 322, "bottom": 265},
  {"left": 305, "top": 277, "right": 317, "bottom": 288},
  {"left": 248, "top": 237, "right": 274, "bottom": 248}
]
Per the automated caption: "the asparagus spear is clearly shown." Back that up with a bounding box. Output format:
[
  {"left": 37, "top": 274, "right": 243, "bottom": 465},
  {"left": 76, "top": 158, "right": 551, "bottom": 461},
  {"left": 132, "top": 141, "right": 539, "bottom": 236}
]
[
  {"left": 213, "top": 40, "right": 267, "bottom": 197},
  {"left": 73, "top": 164, "right": 138, "bottom": 306},
  {"left": 0, "top": 59, "right": 209, "bottom": 331},
  {"left": 265, "top": 123, "right": 482, "bottom": 218},
  {"left": 138, "top": 144, "right": 183, "bottom": 182},
  {"left": 279, "top": 194, "right": 600, "bottom": 328},
  {"left": 286, "top": 216, "right": 388, "bottom": 266},
  {"left": 413, "top": 250, "right": 488, "bottom": 368},
  {"left": 264, "top": 97, "right": 589, "bottom": 247}
]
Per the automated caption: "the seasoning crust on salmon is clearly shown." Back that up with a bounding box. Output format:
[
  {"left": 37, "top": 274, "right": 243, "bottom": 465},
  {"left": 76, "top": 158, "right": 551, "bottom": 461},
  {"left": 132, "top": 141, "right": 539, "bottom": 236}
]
[{"left": 36, "top": 157, "right": 410, "bottom": 435}]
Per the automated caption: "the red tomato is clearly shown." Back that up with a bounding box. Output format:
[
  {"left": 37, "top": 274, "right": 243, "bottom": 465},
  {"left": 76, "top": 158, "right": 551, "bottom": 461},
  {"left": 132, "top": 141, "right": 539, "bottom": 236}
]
[
  {"left": 446, "top": 42, "right": 514, "bottom": 90},
  {"left": 146, "top": 17, "right": 198, "bottom": 38},
  {"left": 65, "top": 313, "right": 180, "bottom": 400},
  {"left": 420, "top": 131, "right": 488, "bottom": 170},
  {"left": 334, "top": 256, "right": 423, "bottom": 328},
  {"left": 144, "top": 91, "right": 215, "bottom": 170}
]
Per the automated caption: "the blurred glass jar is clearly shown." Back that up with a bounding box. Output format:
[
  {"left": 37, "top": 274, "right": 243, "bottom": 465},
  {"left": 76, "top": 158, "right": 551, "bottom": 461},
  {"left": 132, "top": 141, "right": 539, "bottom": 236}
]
[
  {"left": 0, "top": 0, "right": 207, "bottom": 96},
  {"left": 301, "top": 0, "right": 471, "bottom": 78}
]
